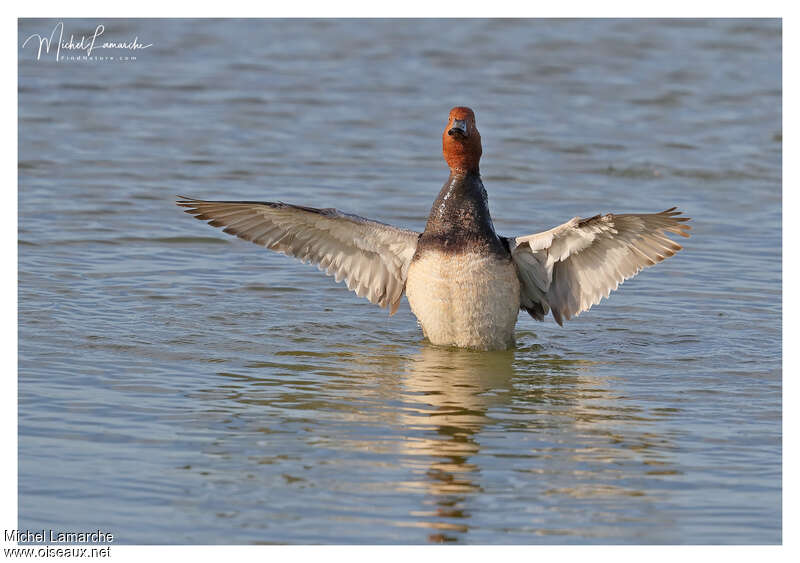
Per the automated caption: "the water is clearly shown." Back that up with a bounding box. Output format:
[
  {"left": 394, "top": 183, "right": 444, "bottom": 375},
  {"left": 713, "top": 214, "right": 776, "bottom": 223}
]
[{"left": 18, "top": 18, "right": 781, "bottom": 544}]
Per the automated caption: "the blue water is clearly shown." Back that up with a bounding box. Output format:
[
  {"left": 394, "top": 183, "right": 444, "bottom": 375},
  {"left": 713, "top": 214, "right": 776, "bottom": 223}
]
[{"left": 18, "top": 18, "right": 781, "bottom": 544}]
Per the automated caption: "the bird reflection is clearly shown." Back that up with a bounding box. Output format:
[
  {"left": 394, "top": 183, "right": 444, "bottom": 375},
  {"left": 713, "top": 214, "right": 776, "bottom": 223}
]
[
  {"left": 399, "top": 346, "right": 516, "bottom": 542},
  {"left": 185, "top": 335, "right": 679, "bottom": 544}
]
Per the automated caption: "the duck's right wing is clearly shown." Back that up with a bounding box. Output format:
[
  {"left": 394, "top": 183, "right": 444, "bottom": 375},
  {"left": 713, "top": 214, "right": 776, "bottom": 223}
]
[{"left": 177, "top": 197, "right": 420, "bottom": 314}]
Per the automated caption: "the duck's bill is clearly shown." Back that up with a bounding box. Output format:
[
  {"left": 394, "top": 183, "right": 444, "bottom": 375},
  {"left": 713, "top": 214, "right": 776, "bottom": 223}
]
[{"left": 448, "top": 119, "right": 467, "bottom": 137}]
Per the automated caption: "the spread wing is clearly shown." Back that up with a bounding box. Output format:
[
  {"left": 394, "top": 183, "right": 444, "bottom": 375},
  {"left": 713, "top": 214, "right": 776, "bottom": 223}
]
[
  {"left": 508, "top": 207, "right": 691, "bottom": 325},
  {"left": 177, "top": 196, "right": 420, "bottom": 314}
]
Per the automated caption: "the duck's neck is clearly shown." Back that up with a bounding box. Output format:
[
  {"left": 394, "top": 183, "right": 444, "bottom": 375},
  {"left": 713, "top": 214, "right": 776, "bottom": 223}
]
[{"left": 419, "top": 171, "right": 504, "bottom": 253}]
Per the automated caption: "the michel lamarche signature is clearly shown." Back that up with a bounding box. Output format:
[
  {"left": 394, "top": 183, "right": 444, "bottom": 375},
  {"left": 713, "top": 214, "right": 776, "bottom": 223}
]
[{"left": 21, "top": 22, "right": 152, "bottom": 62}]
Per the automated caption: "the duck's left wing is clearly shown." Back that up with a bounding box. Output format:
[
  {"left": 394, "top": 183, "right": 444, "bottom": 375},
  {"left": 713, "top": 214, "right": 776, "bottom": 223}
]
[
  {"left": 177, "top": 197, "right": 420, "bottom": 314},
  {"left": 507, "top": 208, "right": 691, "bottom": 325}
]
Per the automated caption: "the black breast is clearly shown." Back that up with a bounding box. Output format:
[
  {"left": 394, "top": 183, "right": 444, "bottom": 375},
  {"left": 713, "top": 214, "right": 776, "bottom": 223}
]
[{"left": 415, "top": 172, "right": 509, "bottom": 257}]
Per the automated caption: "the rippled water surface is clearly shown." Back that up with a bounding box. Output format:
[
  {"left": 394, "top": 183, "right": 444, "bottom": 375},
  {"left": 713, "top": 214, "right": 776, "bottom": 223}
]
[{"left": 18, "top": 18, "right": 781, "bottom": 544}]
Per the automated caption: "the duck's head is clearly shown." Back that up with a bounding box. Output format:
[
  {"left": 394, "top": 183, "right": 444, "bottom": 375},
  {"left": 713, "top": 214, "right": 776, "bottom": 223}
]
[{"left": 442, "top": 106, "right": 482, "bottom": 174}]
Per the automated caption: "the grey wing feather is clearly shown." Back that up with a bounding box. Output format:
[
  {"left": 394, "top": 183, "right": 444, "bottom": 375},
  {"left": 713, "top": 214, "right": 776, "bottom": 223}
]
[
  {"left": 176, "top": 196, "right": 420, "bottom": 314},
  {"left": 509, "top": 207, "right": 691, "bottom": 325}
]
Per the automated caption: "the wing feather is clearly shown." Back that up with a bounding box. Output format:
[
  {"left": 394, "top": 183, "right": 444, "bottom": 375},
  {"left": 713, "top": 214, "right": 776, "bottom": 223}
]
[
  {"left": 509, "top": 208, "right": 690, "bottom": 325},
  {"left": 177, "top": 196, "right": 420, "bottom": 312}
]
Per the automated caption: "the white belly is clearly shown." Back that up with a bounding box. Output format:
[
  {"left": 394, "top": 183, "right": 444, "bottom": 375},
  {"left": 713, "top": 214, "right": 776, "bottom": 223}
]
[{"left": 405, "top": 250, "right": 521, "bottom": 351}]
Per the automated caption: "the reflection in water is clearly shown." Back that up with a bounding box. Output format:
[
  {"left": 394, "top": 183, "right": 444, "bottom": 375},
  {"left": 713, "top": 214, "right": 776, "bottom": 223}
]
[
  {"left": 395, "top": 343, "right": 678, "bottom": 543},
  {"left": 399, "top": 347, "right": 517, "bottom": 542},
  {"left": 396, "top": 345, "right": 603, "bottom": 542},
  {"left": 176, "top": 339, "right": 679, "bottom": 544}
]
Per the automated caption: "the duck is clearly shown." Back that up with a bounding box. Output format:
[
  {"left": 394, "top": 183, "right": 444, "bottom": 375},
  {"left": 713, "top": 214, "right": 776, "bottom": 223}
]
[{"left": 177, "top": 106, "right": 690, "bottom": 351}]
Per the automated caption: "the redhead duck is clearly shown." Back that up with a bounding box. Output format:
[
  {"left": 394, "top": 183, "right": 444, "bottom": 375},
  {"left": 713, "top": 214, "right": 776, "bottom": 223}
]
[{"left": 177, "top": 107, "right": 690, "bottom": 351}]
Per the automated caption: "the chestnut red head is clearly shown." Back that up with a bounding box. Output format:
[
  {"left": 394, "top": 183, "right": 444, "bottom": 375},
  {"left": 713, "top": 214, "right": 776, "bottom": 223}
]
[{"left": 442, "top": 106, "right": 482, "bottom": 174}]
